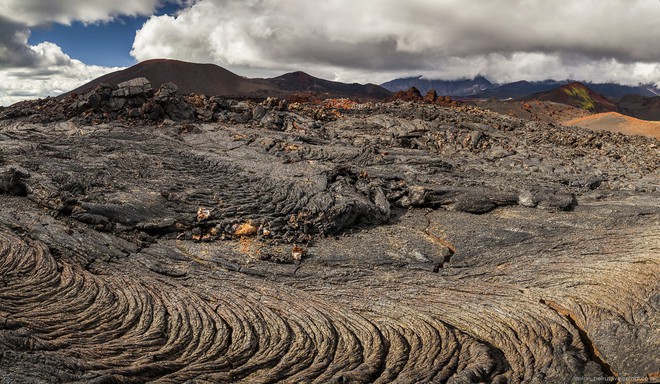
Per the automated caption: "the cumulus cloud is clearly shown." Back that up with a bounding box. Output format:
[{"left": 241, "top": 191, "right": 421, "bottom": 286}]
[
  {"left": 131, "top": 0, "right": 660, "bottom": 85},
  {"left": 3, "top": 0, "right": 660, "bottom": 105},
  {"left": 0, "top": 0, "right": 161, "bottom": 26},
  {"left": 0, "top": 16, "right": 39, "bottom": 67},
  {"left": 0, "top": 0, "right": 177, "bottom": 105},
  {"left": 0, "top": 42, "right": 121, "bottom": 106}
]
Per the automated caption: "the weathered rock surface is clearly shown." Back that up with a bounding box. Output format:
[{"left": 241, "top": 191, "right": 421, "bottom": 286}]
[
  {"left": 0, "top": 94, "right": 658, "bottom": 383},
  {"left": 391, "top": 86, "right": 423, "bottom": 101}
]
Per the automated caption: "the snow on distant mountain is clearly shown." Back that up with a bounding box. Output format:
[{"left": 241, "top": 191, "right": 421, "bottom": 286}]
[
  {"left": 381, "top": 76, "right": 660, "bottom": 100},
  {"left": 380, "top": 76, "right": 494, "bottom": 97}
]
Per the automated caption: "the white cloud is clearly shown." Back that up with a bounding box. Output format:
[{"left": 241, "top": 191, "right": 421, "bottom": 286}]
[
  {"left": 2, "top": 0, "right": 660, "bottom": 106},
  {"left": 0, "top": 0, "right": 161, "bottom": 26},
  {"left": 411, "top": 53, "right": 660, "bottom": 87},
  {"left": 0, "top": 42, "right": 121, "bottom": 106},
  {"left": 0, "top": 0, "right": 174, "bottom": 106},
  {"left": 131, "top": 0, "right": 660, "bottom": 85}
]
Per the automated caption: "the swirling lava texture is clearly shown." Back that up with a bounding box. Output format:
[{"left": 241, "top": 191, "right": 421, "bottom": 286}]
[
  {"left": 1, "top": 210, "right": 658, "bottom": 383},
  {"left": 1, "top": 104, "right": 659, "bottom": 382},
  {"left": 1, "top": 226, "right": 506, "bottom": 383}
]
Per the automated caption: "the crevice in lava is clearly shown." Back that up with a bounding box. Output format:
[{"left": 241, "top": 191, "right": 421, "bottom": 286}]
[
  {"left": 540, "top": 298, "right": 619, "bottom": 381},
  {"left": 424, "top": 210, "right": 456, "bottom": 272}
]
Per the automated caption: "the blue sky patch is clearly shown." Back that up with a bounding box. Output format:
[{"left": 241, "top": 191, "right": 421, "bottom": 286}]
[{"left": 27, "top": 2, "right": 182, "bottom": 67}]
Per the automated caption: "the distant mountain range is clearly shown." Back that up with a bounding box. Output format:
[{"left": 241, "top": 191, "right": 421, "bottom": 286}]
[
  {"left": 509, "top": 81, "right": 660, "bottom": 120},
  {"left": 380, "top": 76, "right": 493, "bottom": 98},
  {"left": 66, "top": 59, "right": 392, "bottom": 100},
  {"left": 381, "top": 75, "right": 660, "bottom": 120},
  {"left": 380, "top": 76, "right": 660, "bottom": 100},
  {"left": 63, "top": 60, "right": 660, "bottom": 121}
]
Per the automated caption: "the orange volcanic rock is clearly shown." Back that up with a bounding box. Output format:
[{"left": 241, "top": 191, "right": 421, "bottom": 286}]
[
  {"left": 424, "top": 89, "right": 438, "bottom": 103},
  {"left": 564, "top": 111, "right": 660, "bottom": 139},
  {"left": 391, "top": 86, "right": 423, "bottom": 101}
]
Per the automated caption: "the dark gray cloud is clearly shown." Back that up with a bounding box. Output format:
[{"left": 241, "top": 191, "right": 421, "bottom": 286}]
[
  {"left": 0, "top": 16, "right": 39, "bottom": 67},
  {"left": 132, "top": 0, "right": 660, "bottom": 85}
]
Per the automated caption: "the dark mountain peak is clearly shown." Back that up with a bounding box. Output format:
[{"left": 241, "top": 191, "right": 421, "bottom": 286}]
[
  {"left": 270, "top": 71, "right": 391, "bottom": 99},
  {"left": 276, "top": 71, "right": 314, "bottom": 80},
  {"left": 66, "top": 59, "right": 278, "bottom": 97},
  {"left": 528, "top": 82, "right": 618, "bottom": 113},
  {"left": 64, "top": 60, "right": 391, "bottom": 100},
  {"left": 471, "top": 75, "right": 492, "bottom": 83},
  {"left": 555, "top": 81, "right": 592, "bottom": 95},
  {"left": 271, "top": 71, "right": 319, "bottom": 89},
  {"left": 562, "top": 81, "right": 588, "bottom": 88}
]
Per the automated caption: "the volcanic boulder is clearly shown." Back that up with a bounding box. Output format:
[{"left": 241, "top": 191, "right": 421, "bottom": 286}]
[{"left": 391, "top": 86, "right": 423, "bottom": 101}]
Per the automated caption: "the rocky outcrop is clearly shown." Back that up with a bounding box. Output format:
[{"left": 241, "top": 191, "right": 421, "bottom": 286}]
[
  {"left": 424, "top": 89, "right": 438, "bottom": 103},
  {"left": 0, "top": 165, "right": 30, "bottom": 196},
  {"left": 396, "top": 88, "right": 460, "bottom": 107},
  {"left": 1, "top": 79, "right": 299, "bottom": 127},
  {"left": 112, "top": 77, "right": 152, "bottom": 97},
  {"left": 0, "top": 95, "right": 658, "bottom": 382},
  {"left": 391, "top": 86, "right": 423, "bottom": 101}
]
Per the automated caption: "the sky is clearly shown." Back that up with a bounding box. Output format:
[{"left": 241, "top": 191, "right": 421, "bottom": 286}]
[{"left": 1, "top": 0, "right": 660, "bottom": 106}]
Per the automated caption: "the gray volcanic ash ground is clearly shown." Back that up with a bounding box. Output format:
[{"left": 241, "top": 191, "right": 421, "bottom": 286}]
[{"left": 0, "top": 78, "right": 658, "bottom": 383}]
